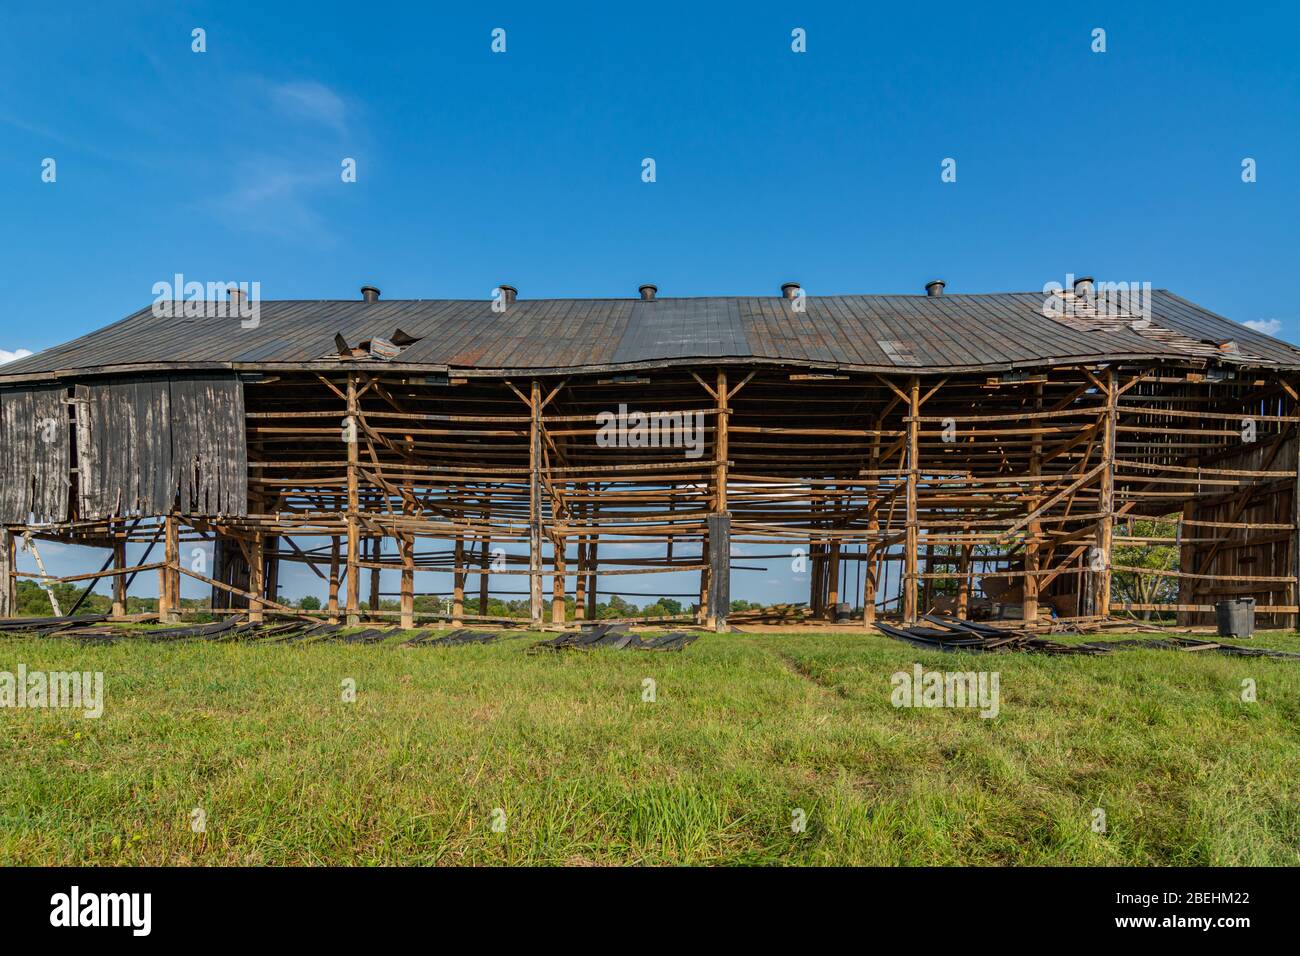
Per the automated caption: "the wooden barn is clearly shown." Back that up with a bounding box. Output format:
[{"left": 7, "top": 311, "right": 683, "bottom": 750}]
[{"left": 2, "top": 278, "right": 1299, "bottom": 631}]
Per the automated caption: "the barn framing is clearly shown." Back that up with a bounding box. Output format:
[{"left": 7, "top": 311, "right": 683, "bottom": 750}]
[{"left": 2, "top": 279, "right": 1299, "bottom": 632}]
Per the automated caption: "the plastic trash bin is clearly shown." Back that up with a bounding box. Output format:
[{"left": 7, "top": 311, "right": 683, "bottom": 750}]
[{"left": 1215, "top": 597, "right": 1255, "bottom": 638}]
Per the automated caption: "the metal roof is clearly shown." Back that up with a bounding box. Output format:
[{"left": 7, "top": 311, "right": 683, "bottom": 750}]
[{"left": 3, "top": 290, "right": 1298, "bottom": 381}]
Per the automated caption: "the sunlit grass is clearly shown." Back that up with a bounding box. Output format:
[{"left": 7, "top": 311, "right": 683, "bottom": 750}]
[{"left": 1, "top": 628, "right": 1298, "bottom": 865}]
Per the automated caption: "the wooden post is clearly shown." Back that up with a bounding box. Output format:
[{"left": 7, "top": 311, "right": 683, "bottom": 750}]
[
  {"left": 1095, "top": 368, "right": 1117, "bottom": 618},
  {"left": 400, "top": 532, "right": 415, "bottom": 629},
  {"left": 551, "top": 532, "right": 566, "bottom": 625},
  {"left": 478, "top": 533, "right": 490, "bottom": 615},
  {"left": 528, "top": 379, "right": 544, "bottom": 627},
  {"left": 248, "top": 533, "right": 264, "bottom": 624},
  {"left": 1293, "top": 427, "right": 1300, "bottom": 631},
  {"left": 368, "top": 536, "right": 381, "bottom": 612},
  {"left": 827, "top": 486, "right": 841, "bottom": 620},
  {"left": 709, "top": 368, "right": 730, "bottom": 630},
  {"left": 345, "top": 374, "right": 361, "bottom": 626},
  {"left": 903, "top": 375, "right": 920, "bottom": 624},
  {"left": 160, "top": 514, "right": 180, "bottom": 623},
  {"left": 698, "top": 532, "right": 710, "bottom": 624},
  {"left": 1023, "top": 381, "right": 1043, "bottom": 624},
  {"left": 586, "top": 534, "right": 598, "bottom": 620},
  {"left": 0, "top": 529, "right": 13, "bottom": 618},
  {"left": 707, "top": 513, "right": 730, "bottom": 631},
  {"left": 112, "top": 536, "right": 127, "bottom": 617},
  {"left": 574, "top": 537, "right": 587, "bottom": 621},
  {"left": 452, "top": 534, "right": 465, "bottom": 625},
  {"left": 864, "top": 415, "right": 881, "bottom": 625},
  {"left": 327, "top": 536, "right": 341, "bottom": 624},
  {"left": 957, "top": 544, "right": 973, "bottom": 618}
]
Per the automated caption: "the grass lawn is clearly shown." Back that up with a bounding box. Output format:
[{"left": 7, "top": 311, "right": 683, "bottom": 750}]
[{"left": 2, "top": 627, "right": 1299, "bottom": 866}]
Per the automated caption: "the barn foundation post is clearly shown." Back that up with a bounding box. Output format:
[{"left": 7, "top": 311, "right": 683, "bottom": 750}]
[
  {"left": 478, "top": 532, "right": 490, "bottom": 615},
  {"left": 574, "top": 536, "right": 587, "bottom": 621},
  {"left": 526, "top": 380, "right": 546, "bottom": 627},
  {"left": 1023, "top": 381, "right": 1043, "bottom": 624},
  {"left": 248, "top": 533, "right": 265, "bottom": 624},
  {"left": 159, "top": 514, "right": 180, "bottom": 623},
  {"left": 452, "top": 534, "right": 465, "bottom": 626},
  {"left": 708, "top": 368, "right": 730, "bottom": 631},
  {"left": 863, "top": 414, "right": 881, "bottom": 625},
  {"left": 707, "top": 513, "right": 730, "bottom": 632},
  {"left": 367, "top": 537, "right": 381, "bottom": 613},
  {"left": 345, "top": 374, "right": 361, "bottom": 626},
  {"left": 903, "top": 375, "right": 920, "bottom": 624},
  {"left": 111, "top": 534, "right": 127, "bottom": 617},
  {"left": 1094, "top": 368, "right": 1117, "bottom": 618},
  {"left": 327, "top": 536, "right": 341, "bottom": 624},
  {"left": 0, "top": 529, "right": 13, "bottom": 618},
  {"left": 399, "top": 531, "right": 415, "bottom": 629},
  {"left": 551, "top": 532, "right": 566, "bottom": 625}
]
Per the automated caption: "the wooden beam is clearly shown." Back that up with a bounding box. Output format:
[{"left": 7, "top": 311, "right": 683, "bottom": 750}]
[
  {"left": 529, "top": 379, "right": 544, "bottom": 626},
  {"left": 903, "top": 376, "right": 920, "bottom": 624},
  {"left": 345, "top": 373, "right": 361, "bottom": 625}
]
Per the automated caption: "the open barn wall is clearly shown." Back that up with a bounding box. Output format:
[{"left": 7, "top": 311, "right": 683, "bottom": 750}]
[{"left": 2, "top": 283, "right": 1299, "bottom": 630}]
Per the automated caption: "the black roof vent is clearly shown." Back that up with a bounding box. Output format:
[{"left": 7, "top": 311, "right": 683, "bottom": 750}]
[
  {"left": 925, "top": 280, "right": 945, "bottom": 297},
  {"left": 360, "top": 285, "right": 381, "bottom": 303},
  {"left": 639, "top": 284, "right": 657, "bottom": 301}
]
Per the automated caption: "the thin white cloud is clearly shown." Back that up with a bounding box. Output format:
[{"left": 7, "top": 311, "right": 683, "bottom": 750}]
[
  {"left": 271, "top": 81, "right": 348, "bottom": 131},
  {"left": 203, "top": 162, "right": 334, "bottom": 239},
  {"left": 0, "top": 348, "right": 33, "bottom": 365},
  {"left": 1243, "top": 319, "right": 1282, "bottom": 336}
]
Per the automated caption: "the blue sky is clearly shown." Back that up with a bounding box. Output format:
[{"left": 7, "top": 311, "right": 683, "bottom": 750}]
[{"left": 2, "top": 1, "right": 1298, "bottom": 604}]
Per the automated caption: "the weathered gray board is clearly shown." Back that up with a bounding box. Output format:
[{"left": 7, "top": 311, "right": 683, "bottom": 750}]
[
  {"left": 75, "top": 375, "right": 247, "bottom": 518},
  {"left": 0, "top": 384, "right": 71, "bottom": 524}
]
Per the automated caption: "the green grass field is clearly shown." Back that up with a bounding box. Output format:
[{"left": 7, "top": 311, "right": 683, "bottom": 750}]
[{"left": 2, "top": 627, "right": 1299, "bottom": 866}]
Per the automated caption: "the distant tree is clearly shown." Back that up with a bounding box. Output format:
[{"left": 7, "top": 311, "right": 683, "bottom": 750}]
[
  {"left": 1112, "top": 516, "right": 1179, "bottom": 618},
  {"left": 299, "top": 595, "right": 322, "bottom": 610}
]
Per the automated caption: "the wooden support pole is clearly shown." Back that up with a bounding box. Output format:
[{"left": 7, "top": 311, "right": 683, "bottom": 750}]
[
  {"left": 160, "top": 514, "right": 180, "bottom": 623},
  {"left": 478, "top": 532, "right": 490, "bottom": 615},
  {"left": 957, "top": 544, "right": 973, "bottom": 618},
  {"left": 529, "top": 379, "right": 544, "bottom": 627},
  {"left": 327, "top": 536, "right": 341, "bottom": 624},
  {"left": 452, "top": 534, "right": 465, "bottom": 625},
  {"left": 368, "top": 536, "right": 382, "bottom": 612},
  {"left": 574, "top": 537, "right": 587, "bottom": 621},
  {"left": 707, "top": 367, "right": 731, "bottom": 628},
  {"left": 707, "top": 513, "right": 730, "bottom": 632},
  {"left": 0, "top": 529, "right": 13, "bottom": 619},
  {"left": 698, "top": 536, "right": 710, "bottom": 624},
  {"left": 112, "top": 537, "right": 127, "bottom": 618},
  {"left": 864, "top": 415, "right": 881, "bottom": 625},
  {"left": 1023, "top": 381, "right": 1043, "bottom": 623},
  {"left": 1095, "top": 368, "right": 1117, "bottom": 618},
  {"left": 345, "top": 374, "right": 361, "bottom": 626},
  {"left": 551, "top": 532, "right": 566, "bottom": 625},
  {"left": 586, "top": 534, "right": 598, "bottom": 620},
  {"left": 248, "top": 533, "right": 265, "bottom": 624},
  {"left": 1294, "top": 426, "right": 1300, "bottom": 631},
  {"left": 400, "top": 532, "right": 415, "bottom": 629},
  {"left": 903, "top": 375, "right": 920, "bottom": 624}
]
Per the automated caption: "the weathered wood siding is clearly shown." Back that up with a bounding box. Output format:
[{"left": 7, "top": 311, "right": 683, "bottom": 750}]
[
  {"left": 75, "top": 375, "right": 247, "bottom": 518},
  {"left": 0, "top": 384, "right": 70, "bottom": 524}
]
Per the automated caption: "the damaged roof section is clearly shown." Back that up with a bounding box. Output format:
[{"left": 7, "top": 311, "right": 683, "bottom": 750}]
[{"left": 3, "top": 290, "right": 1299, "bottom": 381}]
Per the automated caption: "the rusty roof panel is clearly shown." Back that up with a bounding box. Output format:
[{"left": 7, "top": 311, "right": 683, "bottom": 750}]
[{"left": 3, "top": 290, "right": 1298, "bottom": 382}]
